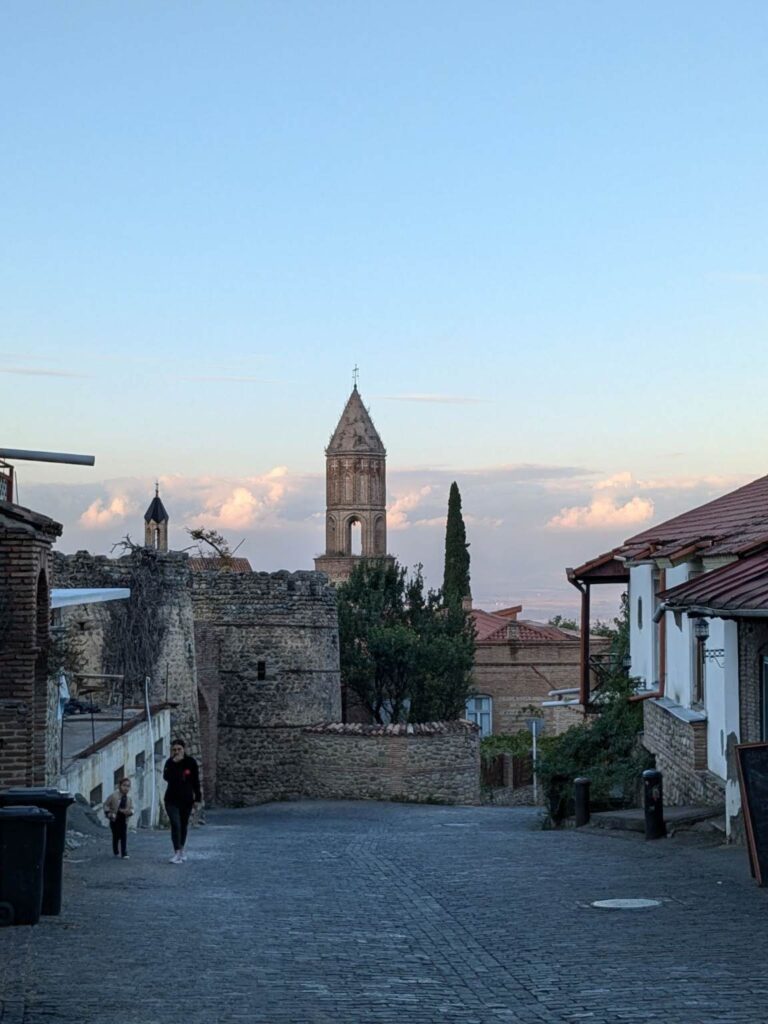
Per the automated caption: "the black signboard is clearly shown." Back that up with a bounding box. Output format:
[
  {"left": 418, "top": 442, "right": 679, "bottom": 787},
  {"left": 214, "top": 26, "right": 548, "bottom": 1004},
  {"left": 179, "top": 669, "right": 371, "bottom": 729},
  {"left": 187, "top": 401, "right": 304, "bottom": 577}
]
[{"left": 735, "top": 742, "right": 768, "bottom": 886}]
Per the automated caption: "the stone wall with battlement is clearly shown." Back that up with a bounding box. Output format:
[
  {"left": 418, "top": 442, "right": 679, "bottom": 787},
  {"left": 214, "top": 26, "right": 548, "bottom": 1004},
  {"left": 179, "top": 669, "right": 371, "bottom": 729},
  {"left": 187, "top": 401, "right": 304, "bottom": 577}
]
[
  {"left": 52, "top": 550, "right": 201, "bottom": 761},
  {"left": 190, "top": 570, "right": 342, "bottom": 805}
]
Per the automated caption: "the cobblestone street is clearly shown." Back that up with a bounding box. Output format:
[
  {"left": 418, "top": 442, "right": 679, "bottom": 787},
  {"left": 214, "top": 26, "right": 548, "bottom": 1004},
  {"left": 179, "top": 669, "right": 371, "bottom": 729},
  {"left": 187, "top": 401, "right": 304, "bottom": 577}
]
[{"left": 0, "top": 801, "right": 765, "bottom": 1024}]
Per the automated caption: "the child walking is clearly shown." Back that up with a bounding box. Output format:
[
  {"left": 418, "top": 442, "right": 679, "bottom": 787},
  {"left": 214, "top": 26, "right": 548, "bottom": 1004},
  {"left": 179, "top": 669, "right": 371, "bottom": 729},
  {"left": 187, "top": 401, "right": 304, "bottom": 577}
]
[{"left": 104, "top": 777, "right": 134, "bottom": 859}]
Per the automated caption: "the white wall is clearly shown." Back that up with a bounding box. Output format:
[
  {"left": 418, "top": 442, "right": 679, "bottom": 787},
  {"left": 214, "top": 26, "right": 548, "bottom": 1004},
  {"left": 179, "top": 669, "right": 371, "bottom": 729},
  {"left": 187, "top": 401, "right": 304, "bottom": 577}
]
[
  {"left": 723, "top": 620, "right": 741, "bottom": 829},
  {"left": 704, "top": 617, "right": 727, "bottom": 779},
  {"left": 61, "top": 709, "right": 170, "bottom": 828},
  {"left": 629, "top": 564, "right": 655, "bottom": 687},
  {"left": 664, "top": 564, "right": 691, "bottom": 705}
]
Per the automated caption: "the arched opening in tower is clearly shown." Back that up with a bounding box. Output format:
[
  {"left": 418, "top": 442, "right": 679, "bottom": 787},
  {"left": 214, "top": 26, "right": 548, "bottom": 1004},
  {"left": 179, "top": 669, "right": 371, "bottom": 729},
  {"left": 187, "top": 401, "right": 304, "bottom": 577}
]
[{"left": 350, "top": 519, "right": 362, "bottom": 556}]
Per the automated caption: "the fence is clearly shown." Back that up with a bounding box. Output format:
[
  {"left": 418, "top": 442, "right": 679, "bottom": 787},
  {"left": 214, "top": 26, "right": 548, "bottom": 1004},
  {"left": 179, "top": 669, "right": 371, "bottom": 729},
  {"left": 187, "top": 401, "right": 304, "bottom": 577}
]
[{"left": 481, "top": 752, "right": 533, "bottom": 790}]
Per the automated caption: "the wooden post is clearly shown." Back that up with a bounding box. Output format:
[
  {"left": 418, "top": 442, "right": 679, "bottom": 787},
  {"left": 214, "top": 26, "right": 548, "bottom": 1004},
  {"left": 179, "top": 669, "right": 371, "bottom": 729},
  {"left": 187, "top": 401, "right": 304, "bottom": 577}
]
[{"left": 579, "top": 582, "right": 591, "bottom": 706}]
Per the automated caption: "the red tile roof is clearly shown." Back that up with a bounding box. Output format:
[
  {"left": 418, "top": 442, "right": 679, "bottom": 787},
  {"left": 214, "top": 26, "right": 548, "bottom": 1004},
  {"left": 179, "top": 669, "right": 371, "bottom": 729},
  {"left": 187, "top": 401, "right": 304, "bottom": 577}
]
[
  {"left": 660, "top": 549, "right": 768, "bottom": 614},
  {"left": 618, "top": 474, "right": 768, "bottom": 563},
  {"left": 471, "top": 608, "right": 580, "bottom": 644}
]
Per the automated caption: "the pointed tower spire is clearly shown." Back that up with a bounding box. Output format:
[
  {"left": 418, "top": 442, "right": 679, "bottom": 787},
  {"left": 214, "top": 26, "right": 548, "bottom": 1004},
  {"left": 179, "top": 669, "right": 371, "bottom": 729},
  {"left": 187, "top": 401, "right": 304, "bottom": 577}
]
[
  {"left": 315, "top": 386, "right": 393, "bottom": 584},
  {"left": 144, "top": 481, "right": 169, "bottom": 552}
]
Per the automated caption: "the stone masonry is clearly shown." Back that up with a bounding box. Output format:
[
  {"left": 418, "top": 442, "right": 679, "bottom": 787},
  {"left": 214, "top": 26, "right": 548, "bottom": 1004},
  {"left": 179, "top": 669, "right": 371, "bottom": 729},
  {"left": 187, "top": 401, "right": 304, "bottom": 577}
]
[
  {"left": 302, "top": 720, "right": 481, "bottom": 804},
  {"left": 53, "top": 550, "right": 201, "bottom": 760},
  {"left": 643, "top": 696, "right": 724, "bottom": 806},
  {"left": 191, "top": 569, "right": 341, "bottom": 805}
]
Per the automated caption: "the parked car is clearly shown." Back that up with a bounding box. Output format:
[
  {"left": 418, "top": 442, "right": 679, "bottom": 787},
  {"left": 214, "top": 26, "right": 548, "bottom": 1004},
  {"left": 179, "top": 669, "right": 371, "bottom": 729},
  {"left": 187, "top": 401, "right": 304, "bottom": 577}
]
[{"left": 63, "top": 698, "right": 101, "bottom": 716}]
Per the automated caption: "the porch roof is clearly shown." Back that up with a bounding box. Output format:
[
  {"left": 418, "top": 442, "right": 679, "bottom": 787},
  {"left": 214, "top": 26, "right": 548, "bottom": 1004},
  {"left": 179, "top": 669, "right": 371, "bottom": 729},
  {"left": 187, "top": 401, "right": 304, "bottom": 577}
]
[
  {"left": 568, "top": 549, "right": 629, "bottom": 585},
  {"left": 660, "top": 549, "right": 768, "bottom": 616}
]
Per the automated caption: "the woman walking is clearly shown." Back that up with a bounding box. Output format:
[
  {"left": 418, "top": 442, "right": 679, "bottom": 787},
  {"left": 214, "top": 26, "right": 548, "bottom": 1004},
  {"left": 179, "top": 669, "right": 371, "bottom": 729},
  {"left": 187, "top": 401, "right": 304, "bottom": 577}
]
[{"left": 163, "top": 738, "right": 201, "bottom": 864}]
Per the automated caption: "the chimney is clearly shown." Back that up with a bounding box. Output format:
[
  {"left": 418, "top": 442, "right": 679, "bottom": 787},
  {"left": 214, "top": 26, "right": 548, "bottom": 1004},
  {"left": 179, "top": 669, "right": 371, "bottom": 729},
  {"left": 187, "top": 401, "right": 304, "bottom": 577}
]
[
  {"left": 506, "top": 621, "right": 519, "bottom": 642},
  {"left": 461, "top": 595, "right": 472, "bottom": 612}
]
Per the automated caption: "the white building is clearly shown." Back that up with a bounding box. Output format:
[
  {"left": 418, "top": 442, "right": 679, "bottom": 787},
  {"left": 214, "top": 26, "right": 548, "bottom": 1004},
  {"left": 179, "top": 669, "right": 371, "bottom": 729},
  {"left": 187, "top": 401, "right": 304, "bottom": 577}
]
[{"left": 571, "top": 473, "right": 768, "bottom": 840}]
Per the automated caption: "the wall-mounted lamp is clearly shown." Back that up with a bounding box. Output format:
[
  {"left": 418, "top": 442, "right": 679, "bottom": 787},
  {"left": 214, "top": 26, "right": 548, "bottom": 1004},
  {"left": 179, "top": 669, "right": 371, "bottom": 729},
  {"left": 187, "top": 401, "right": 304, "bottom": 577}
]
[{"left": 693, "top": 617, "right": 710, "bottom": 642}]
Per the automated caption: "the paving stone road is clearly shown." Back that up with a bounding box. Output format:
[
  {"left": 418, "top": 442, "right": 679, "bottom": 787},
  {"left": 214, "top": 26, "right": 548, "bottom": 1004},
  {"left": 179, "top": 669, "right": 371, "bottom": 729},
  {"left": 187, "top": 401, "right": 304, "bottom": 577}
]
[{"left": 0, "top": 801, "right": 765, "bottom": 1024}]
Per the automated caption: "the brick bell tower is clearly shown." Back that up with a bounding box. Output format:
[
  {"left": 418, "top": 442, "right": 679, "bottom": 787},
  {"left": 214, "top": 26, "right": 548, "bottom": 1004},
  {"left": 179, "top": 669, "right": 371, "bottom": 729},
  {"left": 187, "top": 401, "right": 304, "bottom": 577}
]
[{"left": 314, "top": 383, "right": 393, "bottom": 584}]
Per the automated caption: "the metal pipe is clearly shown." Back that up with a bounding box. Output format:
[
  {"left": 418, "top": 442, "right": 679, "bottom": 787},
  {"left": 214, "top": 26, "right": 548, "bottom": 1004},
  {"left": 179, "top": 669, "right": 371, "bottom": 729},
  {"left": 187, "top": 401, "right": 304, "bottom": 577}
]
[
  {"left": 643, "top": 769, "right": 666, "bottom": 840},
  {"left": 0, "top": 448, "right": 95, "bottom": 466},
  {"left": 574, "top": 777, "right": 591, "bottom": 827}
]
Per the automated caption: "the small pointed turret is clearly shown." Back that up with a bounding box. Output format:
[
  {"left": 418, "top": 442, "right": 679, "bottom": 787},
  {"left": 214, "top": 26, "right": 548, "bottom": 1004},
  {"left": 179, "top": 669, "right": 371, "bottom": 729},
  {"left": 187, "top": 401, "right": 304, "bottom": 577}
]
[{"left": 144, "top": 482, "right": 169, "bottom": 552}]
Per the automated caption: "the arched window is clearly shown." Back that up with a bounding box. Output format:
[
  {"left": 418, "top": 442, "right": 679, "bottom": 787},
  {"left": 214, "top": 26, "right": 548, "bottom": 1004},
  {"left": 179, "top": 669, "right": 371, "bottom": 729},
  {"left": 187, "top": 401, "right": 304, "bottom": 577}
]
[
  {"left": 465, "top": 695, "right": 492, "bottom": 737},
  {"left": 350, "top": 519, "right": 362, "bottom": 556}
]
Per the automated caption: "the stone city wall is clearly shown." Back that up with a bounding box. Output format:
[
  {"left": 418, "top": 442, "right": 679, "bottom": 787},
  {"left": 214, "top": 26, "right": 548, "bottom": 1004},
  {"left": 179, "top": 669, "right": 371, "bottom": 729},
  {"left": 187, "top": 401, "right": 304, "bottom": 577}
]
[
  {"left": 301, "top": 721, "right": 481, "bottom": 805},
  {"left": 190, "top": 570, "right": 341, "bottom": 805},
  {"left": 52, "top": 550, "right": 201, "bottom": 759}
]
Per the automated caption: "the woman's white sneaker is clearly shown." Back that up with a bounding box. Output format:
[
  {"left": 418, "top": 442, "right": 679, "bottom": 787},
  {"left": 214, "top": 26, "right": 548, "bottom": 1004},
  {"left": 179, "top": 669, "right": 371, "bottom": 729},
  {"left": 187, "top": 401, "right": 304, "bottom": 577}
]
[{"left": 169, "top": 853, "right": 182, "bottom": 864}]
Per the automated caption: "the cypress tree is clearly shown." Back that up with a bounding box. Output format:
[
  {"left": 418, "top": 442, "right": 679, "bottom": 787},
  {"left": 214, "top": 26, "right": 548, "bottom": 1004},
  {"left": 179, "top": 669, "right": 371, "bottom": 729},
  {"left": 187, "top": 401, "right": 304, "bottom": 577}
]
[{"left": 443, "top": 481, "right": 471, "bottom": 608}]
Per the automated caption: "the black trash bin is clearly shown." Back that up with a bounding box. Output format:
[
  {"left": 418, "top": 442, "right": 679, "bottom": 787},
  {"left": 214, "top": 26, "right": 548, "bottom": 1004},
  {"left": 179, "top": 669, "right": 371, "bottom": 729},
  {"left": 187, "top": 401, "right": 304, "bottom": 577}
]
[
  {"left": 0, "top": 788, "right": 74, "bottom": 915},
  {"left": 0, "top": 806, "right": 53, "bottom": 926}
]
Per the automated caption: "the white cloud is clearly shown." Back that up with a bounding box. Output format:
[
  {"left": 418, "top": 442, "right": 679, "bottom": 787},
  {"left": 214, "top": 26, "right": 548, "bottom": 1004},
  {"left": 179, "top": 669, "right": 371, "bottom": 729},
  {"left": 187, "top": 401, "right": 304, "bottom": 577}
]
[
  {"left": 548, "top": 495, "right": 654, "bottom": 530},
  {"left": 0, "top": 366, "right": 89, "bottom": 378},
  {"left": 594, "top": 471, "right": 634, "bottom": 491},
  {"left": 79, "top": 496, "right": 131, "bottom": 528},
  {"left": 388, "top": 486, "right": 434, "bottom": 530},
  {"left": 188, "top": 466, "right": 293, "bottom": 530}
]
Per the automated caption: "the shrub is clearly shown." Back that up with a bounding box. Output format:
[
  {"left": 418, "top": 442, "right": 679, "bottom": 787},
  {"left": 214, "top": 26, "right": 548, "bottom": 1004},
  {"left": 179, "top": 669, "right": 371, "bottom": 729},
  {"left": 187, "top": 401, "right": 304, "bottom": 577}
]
[{"left": 537, "top": 673, "right": 653, "bottom": 810}]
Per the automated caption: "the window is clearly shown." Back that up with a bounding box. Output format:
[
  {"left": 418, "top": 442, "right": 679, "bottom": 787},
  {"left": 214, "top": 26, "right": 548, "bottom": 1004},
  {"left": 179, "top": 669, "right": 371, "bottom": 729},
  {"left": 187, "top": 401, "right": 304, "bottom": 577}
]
[
  {"left": 154, "top": 737, "right": 164, "bottom": 757},
  {"left": 637, "top": 597, "right": 643, "bottom": 630},
  {"left": 257, "top": 661, "right": 266, "bottom": 681},
  {"left": 135, "top": 751, "right": 146, "bottom": 773},
  {"left": 465, "top": 696, "right": 492, "bottom": 737},
  {"left": 89, "top": 784, "right": 103, "bottom": 807},
  {"left": 113, "top": 765, "right": 125, "bottom": 787},
  {"left": 693, "top": 637, "right": 706, "bottom": 706}
]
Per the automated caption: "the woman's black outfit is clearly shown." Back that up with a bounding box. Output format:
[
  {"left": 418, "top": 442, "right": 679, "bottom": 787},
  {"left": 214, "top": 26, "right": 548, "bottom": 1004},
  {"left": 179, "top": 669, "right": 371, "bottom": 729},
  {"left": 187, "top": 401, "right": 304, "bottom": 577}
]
[
  {"left": 163, "top": 755, "right": 202, "bottom": 851},
  {"left": 110, "top": 796, "right": 128, "bottom": 857}
]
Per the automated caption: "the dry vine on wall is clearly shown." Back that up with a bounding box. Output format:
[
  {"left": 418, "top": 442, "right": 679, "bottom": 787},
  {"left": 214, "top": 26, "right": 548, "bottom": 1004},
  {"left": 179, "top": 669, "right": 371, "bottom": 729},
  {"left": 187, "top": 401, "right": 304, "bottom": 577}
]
[{"left": 101, "top": 539, "right": 169, "bottom": 700}]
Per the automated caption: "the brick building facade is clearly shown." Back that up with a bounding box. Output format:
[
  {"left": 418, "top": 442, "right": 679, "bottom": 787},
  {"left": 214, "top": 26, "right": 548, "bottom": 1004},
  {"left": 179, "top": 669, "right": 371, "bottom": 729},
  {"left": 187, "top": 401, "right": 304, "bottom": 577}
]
[
  {"left": 0, "top": 502, "right": 62, "bottom": 787},
  {"left": 469, "top": 606, "right": 609, "bottom": 736}
]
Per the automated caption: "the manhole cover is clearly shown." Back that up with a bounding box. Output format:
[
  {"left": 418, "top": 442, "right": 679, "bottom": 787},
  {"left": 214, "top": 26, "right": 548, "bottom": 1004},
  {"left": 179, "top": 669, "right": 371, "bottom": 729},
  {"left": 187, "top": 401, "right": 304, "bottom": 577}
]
[{"left": 591, "top": 898, "right": 661, "bottom": 910}]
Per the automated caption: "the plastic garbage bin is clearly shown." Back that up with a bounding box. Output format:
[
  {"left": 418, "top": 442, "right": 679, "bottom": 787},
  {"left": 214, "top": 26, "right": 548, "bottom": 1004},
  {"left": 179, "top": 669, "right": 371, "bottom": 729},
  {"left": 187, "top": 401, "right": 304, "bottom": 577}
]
[
  {"left": 0, "top": 806, "right": 53, "bottom": 926},
  {"left": 0, "top": 788, "right": 74, "bottom": 915}
]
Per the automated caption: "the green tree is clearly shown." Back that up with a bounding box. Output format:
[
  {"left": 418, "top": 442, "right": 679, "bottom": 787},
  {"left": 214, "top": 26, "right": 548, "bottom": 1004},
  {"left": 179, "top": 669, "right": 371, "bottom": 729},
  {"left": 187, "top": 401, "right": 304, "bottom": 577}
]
[
  {"left": 548, "top": 614, "right": 579, "bottom": 631},
  {"left": 591, "top": 591, "right": 630, "bottom": 665},
  {"left": 337, "top": 559, "right": 475, "bottom": 724},
  {"left": 443, "top": 482, "right": 471, "bottom": 609}
]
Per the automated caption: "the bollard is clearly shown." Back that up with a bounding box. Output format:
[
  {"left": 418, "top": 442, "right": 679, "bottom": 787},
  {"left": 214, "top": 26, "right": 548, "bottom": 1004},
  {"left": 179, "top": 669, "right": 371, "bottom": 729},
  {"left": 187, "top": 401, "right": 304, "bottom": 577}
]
[
  {"left": 548, "top": 773, "right": 569, "bottom": 826},
  {"left": 642, "top": 769, "right": 666, "bottom": 840},
  {"left": 574, "top": 777, "right": 591, "bottom": 827}
]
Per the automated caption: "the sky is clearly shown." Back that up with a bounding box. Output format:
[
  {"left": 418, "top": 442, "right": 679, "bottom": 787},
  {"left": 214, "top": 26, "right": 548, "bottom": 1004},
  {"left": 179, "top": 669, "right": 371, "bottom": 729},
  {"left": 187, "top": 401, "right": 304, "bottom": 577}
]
[{"left": 2, "top": 2, "right": 768, "bottom": 621}]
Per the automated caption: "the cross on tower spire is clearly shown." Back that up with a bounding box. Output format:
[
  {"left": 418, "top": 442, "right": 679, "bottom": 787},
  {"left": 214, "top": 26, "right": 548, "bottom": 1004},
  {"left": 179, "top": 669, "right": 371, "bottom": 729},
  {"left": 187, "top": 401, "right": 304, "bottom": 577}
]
[{"left": 352, "top": 364, "right": 359, "bottom": 389}]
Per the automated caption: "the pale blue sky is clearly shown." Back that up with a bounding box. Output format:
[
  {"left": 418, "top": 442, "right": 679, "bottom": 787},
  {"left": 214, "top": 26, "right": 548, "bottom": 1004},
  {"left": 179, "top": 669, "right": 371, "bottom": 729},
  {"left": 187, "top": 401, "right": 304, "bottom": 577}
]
[{"left": 3, "top": 2, "right": 768, "bottom": 616}]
